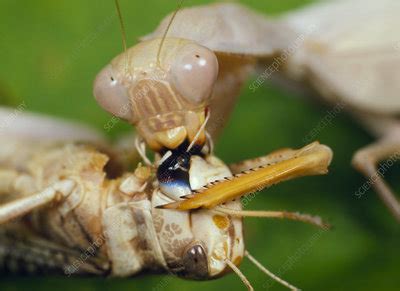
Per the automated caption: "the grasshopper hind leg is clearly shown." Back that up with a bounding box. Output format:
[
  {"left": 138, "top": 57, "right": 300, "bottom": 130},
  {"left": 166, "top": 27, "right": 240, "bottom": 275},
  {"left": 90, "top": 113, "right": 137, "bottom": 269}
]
[{"left": 0, "top": 226, "right": 108, "bottom": 275}]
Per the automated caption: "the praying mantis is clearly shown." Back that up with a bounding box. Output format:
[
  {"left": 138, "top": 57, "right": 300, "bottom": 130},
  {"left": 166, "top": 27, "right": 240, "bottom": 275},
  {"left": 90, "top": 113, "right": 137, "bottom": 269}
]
[
  {"left": 2, "top": 0, "right": 395, "bottom": 290},
  {"left": 142, "top": 0, "right": 400, "bottom": 222},
  {"left": 0, "top": 1, "right": 333, "bottom": 289}
]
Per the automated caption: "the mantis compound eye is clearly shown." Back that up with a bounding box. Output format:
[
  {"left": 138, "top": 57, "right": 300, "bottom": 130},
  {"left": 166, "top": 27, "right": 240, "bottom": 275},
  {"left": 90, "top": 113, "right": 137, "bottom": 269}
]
[
  {"left": 93, "top": 64, "right": 134, "bottom": 121},
  {"left": 181, "top": 244, "right": 209, "bottom": 280},
  {"left": 171, "top": 43, "right": 218, "bottom": 105}
]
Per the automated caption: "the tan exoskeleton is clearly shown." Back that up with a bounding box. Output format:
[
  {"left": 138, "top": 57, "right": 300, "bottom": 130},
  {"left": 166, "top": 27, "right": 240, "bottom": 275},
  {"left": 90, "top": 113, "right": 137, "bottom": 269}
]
[
  {"left": 0, "top": 1, "right": 334, "bottom": 290},
  {"left": 141, "top": 0, "right": 400, "bottom": 222},
  {"left": 278, "top": 0, "right": 400, "bottom": 223}
]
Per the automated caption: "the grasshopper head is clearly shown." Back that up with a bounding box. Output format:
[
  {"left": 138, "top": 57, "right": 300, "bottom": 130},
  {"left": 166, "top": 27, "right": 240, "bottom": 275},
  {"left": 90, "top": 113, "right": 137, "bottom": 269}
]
[
  {"left": 153, "top": 151, "right": 244, "bottom": 279},
  {"left": 94, "top": 38, "right": 218, "bottom": 152}
]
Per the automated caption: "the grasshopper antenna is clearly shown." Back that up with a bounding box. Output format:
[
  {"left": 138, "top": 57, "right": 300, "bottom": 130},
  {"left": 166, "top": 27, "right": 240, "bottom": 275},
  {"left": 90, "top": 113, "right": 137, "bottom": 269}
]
[
  {"left": 156, "top": 0, "right": 185, "bottom": 67},
  {"left": 225, "top": 259, "right": 254, "bottom": 291},
  {"left": 244, "top": 251, "right": 300, "bottom": 291},
  {"left": 187, "top": 108, "right": 210, "bottom": 153},
  {"left": 114, "top": 0, "right": 128, "bottom": 73}
]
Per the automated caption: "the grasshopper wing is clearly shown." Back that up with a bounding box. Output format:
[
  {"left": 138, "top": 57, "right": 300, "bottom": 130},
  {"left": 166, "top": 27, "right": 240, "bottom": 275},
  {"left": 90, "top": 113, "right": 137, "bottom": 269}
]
[
  {"left": 282, "top": 0, "right": 400, "bottom": 115},
  {"left": 0, "top": 107, "right": 141, "bottom": 172},
  {"left": 0, "top": 106, "right": 105, "bottom": 143}
]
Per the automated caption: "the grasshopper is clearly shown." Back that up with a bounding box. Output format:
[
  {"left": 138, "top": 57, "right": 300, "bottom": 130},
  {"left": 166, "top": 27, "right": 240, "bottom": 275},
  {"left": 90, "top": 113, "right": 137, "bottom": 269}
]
[{"left": 0, "top": 1, "right": 334, "bottom": 290}]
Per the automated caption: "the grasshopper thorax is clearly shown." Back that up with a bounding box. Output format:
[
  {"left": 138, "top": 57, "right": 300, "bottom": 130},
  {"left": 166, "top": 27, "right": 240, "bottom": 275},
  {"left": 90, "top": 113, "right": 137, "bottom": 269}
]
[{"left": 94, "top": 38, "right": 218, "bottom": 152}]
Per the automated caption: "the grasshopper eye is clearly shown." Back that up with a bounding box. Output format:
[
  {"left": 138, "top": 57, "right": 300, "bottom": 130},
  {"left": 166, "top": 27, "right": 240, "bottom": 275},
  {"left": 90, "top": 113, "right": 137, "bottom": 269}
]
[
  {"left": 93, "top": 64, "right": 133, "bottom": 121},
  {"left": 181, "top": 244, "right": 209, "bottom": 279},
  {"left": 171, "top": 43, "right": 218, "bottom": 104}
]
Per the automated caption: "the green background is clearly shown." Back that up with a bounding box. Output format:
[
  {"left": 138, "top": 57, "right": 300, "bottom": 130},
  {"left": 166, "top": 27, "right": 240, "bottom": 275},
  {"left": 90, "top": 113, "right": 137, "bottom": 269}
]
[{"left": 0, "top": 0, "right": 399, "bottom": 290}]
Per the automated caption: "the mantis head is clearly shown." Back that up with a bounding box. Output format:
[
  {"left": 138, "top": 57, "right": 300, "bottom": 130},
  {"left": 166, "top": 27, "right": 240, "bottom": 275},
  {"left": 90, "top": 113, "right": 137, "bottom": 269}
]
[{"left": 94, "top": 37, "right": 218, "bottom": 152}]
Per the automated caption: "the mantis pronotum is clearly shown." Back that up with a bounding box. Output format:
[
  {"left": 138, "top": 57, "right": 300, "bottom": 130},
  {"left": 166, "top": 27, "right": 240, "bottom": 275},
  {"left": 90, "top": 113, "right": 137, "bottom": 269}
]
[{"left": 0, "top": 1, "right": 335, "bottom": 290}]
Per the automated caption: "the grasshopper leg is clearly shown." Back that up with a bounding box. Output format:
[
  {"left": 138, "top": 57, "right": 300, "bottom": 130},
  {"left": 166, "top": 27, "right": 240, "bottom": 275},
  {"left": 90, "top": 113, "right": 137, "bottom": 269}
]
[
  {"left": 352, "top": 138, "right": 400, "bottom": 222},
  {"left": 0, "top": 169, "right": 19, "bottom": 195},
  {"left": 160, "top": 142, "right": 332, "bottom": 210},
  {"left": 0, "top": 226, "right": 108, "bottom": 275},
  {"left": 229, "top": 147, "right": 304, "bottom": 174},
  {"left": 0, "top": 179, "right": 75, "bottom": 224}
]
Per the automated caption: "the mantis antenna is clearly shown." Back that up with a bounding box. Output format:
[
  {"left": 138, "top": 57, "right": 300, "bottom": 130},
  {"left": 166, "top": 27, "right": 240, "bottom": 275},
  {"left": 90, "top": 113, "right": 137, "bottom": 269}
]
[
  {"left": 156, "top": 0, "right": 185, "bottom": 67},
  {"left": 114, "top": 0, "right": 128, "bottom": 73}
]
